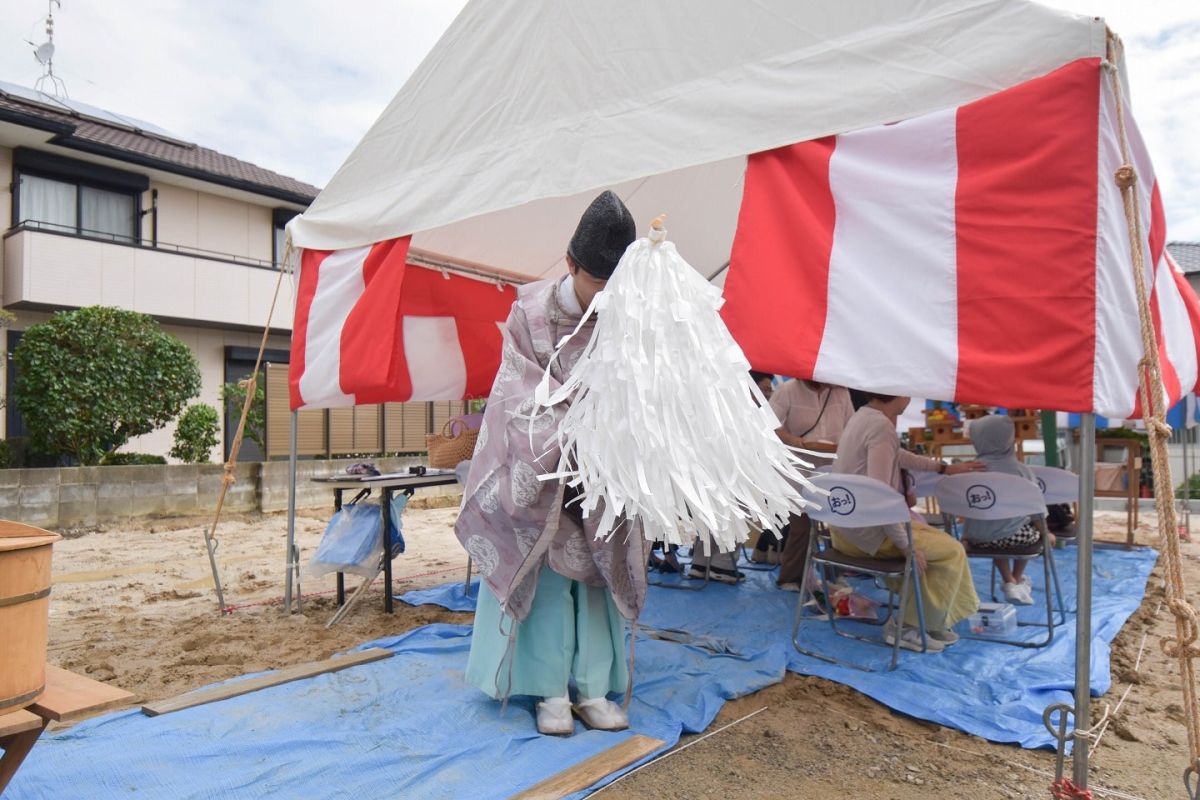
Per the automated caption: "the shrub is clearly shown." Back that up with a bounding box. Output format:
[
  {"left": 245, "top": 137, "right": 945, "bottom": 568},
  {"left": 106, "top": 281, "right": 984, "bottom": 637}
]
[
  {"left": 13, "top": 306, "right": 201, "bottom": 466},
  {"left": 170, "top": 403, "right": 221, "bottom": 463},
  {"left": 1177, "top": 473, "right": 1200, "bottom": 500},
  {"left": 221, "top": 372, "right": 265, "bottom": 453},
  {"left": 100, "top": 452, "right": 168, "bottom": 466}
]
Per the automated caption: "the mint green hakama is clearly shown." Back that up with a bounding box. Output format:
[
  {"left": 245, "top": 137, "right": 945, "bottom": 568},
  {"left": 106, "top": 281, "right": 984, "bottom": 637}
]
[{"left": 466, "top": 568, "right": 628, "bottom": 700}]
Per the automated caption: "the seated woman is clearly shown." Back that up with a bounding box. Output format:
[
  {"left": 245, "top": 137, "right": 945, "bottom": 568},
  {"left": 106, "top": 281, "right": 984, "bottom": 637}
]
[
  {"left": 831, "top": 393, "right": 983, "bottom": 651},
  {"left": 962, "top": 414, "right": 1047, "bottom": 605}
]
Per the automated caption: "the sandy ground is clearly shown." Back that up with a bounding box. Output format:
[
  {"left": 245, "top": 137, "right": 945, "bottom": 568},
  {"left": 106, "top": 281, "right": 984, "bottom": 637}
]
[{"left": 39, "top": 504, "right": 1198, "bottom": 799}]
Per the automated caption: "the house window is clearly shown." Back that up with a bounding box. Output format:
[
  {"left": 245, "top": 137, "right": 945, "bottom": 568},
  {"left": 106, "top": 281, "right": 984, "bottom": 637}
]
[
  {"left": 272, "top": 208, "right": 299, "bottom": 268},
  {"left": 17, "top": 173, "right": 138, "bottom": 242},
  {"left": 12, "top": 147, "right": 146, "bottom": 244}
]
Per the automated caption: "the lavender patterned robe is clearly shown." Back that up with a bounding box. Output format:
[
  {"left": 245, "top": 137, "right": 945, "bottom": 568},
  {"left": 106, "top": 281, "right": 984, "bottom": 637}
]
[{"left": 455, "top": 277, "right": 649, "bottom": 624}]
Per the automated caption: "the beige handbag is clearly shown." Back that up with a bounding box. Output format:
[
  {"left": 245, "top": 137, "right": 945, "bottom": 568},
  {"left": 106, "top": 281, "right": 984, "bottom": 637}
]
[{"left": 426, "top": 418, "right": 479, "bottom": 468}]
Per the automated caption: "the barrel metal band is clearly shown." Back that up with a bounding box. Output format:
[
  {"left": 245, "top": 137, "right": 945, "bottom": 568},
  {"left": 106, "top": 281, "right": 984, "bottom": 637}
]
[
  {"left": 0, "top": 684, "right": 46, "bottom": 712},
  {"left": 0, "top": 586, "right": 52, "bottom": 607}
]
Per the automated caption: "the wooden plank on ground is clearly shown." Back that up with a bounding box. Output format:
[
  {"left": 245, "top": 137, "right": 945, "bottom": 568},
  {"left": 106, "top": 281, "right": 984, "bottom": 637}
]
[
  {"left": 509, "top": 734, "right": 665, "bottom": 800},
  {"left": 141, "top": 648, "right": 392, "bottom": 717},
  {"left": 0, "top": 708, "right": 42, "bottom": 738},
  {"left": 30, "top": 665, "right": 136, "bottom": 722}
]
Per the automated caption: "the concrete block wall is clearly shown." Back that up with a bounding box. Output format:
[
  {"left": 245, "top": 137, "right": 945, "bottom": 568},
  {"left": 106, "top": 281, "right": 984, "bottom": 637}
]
[{"left": 0, "top": 458, "right": 461, "bottom": 529}]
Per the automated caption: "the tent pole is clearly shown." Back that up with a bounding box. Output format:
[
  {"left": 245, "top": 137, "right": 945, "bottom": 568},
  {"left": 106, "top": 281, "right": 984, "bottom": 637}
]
[
  {"left": 1073, "top": 412, "right": 1096, "bottom": 787},
  {"left": 284, "top": 410, "right": 298, "bottom": 613},
  {"left": 1183, "top": 420, "right": 1191, "bottom": 536}
]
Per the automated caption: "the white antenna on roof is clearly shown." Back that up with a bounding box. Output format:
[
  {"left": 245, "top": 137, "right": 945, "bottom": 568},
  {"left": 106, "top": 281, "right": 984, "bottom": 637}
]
[{"left": 29, "top": 0, "right": 68, "bottom": 98}]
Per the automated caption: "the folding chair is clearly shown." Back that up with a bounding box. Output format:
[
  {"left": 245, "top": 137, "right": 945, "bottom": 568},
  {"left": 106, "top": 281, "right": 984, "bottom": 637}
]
[
  {"left": 649, "top": 543, "right": 720, "bottom": 591},
  {"left": 934, "top": 472, "right": 1066, "bottom": 647},
  {"left": 1028, "top": 465, "right": 1080, "bottom": 543},
  {"left": 792, "top": 473, "right": 930, "bottom": 672},
  {"left": 909, "top": 467, "right": 957, "bottom": 535}
]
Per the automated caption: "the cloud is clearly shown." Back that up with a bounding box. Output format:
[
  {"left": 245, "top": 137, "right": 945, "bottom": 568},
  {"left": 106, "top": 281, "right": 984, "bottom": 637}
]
[
  {"left": 1039, "top": 0, "right": 1200, "bottom": 239},
  {"left": 0, "top": 0, "right": 469, "bottom": 189},
  {"left": 1, "top": 0, "right": 1196, "bottom": 239}
]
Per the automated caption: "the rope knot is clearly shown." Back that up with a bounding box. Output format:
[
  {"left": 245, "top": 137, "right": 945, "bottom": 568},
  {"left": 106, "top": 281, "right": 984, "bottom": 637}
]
[
  {"left": 1114, "top": 164, "right": 1137, "bottom": 189},
  {"left": 1161, "top": 597, "right": 1200, "bottom": 659},
  {"left": 1149, "top": 418, "right": 1173, "bottom": 438},
  {"left": 1049, "top": 776, "right": 1094, "bottom": 800}
]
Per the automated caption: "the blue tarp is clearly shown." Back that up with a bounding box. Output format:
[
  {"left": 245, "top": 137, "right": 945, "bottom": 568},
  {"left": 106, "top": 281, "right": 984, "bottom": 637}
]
[{"left": 7, "top": 545, "right": 1156, "bottom": 799}]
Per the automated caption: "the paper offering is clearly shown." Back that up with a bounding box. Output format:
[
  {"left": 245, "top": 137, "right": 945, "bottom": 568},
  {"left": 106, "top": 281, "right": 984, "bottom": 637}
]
[{"left": 532, "top": 222, "right": 823, "bottom": 553}]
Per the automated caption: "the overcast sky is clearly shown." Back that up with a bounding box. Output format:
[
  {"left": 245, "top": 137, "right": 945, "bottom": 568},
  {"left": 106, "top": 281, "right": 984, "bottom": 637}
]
[{"left": 1, "top": 1, "right": 1197, "bottom": 238}]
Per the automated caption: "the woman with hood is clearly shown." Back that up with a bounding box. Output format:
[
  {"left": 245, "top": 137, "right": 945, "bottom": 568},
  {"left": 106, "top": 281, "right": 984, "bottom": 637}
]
[{"left": 963, "top": 414, "right": 1048, "bottom": 605}]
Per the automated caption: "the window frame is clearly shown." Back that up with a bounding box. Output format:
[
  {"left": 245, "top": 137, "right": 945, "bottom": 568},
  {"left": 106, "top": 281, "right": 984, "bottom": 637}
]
[
  {"left": 11, "top": 147, "right": 147, "bottom": 243},
  {"left": 272, "top": 208, "right": 299, "bottom": 268}
]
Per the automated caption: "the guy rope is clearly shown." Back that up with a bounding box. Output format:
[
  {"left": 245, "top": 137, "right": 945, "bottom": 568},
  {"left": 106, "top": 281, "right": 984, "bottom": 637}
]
[
  {"left": 203, "top": 244, "right": 292, "bottom": 614},
  {"left": 1097, "top": 29, "right": 1200, "bottom": 798}
]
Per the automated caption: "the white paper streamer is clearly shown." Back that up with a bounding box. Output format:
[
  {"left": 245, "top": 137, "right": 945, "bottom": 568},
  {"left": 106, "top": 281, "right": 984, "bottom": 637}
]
[{"left": 533, "top": 224, "right": 822, "bottom": 553}]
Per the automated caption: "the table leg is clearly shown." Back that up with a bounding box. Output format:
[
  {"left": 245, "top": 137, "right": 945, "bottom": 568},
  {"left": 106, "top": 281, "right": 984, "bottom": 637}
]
[
  {"left": 334, "top": 489, "right": 345, "bottom": 605},
  {"left": 382, "top": 487, "right": 394, "bottom": 614},
  {"left": 0, "top": 717, "right": 49, "bottom": 794}
]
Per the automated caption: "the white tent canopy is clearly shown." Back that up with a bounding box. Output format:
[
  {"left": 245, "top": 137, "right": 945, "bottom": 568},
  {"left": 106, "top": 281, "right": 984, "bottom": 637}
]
[{"left": 289, "top": 0, "right": 1105, "bottom": 282}]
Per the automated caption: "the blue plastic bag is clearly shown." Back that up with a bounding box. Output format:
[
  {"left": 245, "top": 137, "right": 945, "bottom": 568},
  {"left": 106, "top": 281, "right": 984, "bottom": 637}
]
[{"left": 306, "top": 494, "right": 408, "bottom": 578}]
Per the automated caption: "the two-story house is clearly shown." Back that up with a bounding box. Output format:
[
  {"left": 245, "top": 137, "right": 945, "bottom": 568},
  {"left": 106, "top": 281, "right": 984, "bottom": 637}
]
[{"left": 0, "top": 81, "right": 315, "bottom": 462}]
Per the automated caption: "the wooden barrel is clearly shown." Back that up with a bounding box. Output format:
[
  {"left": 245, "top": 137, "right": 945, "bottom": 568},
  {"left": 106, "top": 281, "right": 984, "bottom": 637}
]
[{"left": 0, "top": 521, "right": 62, "bottom": 711}]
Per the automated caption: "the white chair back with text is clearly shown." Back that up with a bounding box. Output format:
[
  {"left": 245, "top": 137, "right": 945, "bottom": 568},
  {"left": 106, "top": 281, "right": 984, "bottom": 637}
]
[
  {"left": 803, "top": 473, "right": 912, "bottom": 527},
  {"left": 908, "top": 468, "right": 943, "bottom": 499},
  {"left": 934, "top": 472, "right": 1046, "bottom": 520},
  {"left": 1027, "top": 465, "right": 1080, "bottom": 504}
]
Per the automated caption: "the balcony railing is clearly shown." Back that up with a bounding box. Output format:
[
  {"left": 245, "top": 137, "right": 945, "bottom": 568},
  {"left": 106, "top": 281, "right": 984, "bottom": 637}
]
[{"left": 5, "top": 219, "right": 282, "bottom": 271}]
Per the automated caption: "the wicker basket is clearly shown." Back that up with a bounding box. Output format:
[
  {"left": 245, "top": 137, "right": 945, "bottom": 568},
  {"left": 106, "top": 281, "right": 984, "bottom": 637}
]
[{"left": 426, "top": 418, "right": 479, "bottom": 468}]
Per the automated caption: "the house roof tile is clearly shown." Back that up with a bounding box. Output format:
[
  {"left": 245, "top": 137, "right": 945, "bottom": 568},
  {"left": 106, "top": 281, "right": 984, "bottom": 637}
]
[{"left": 0, "top": 85, "right": 319, "bottom": 205}]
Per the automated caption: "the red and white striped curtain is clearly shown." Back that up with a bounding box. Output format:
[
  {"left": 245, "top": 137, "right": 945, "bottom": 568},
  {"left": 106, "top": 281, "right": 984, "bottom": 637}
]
[
  {"left": 722, "top": 57, "right": 1200, "bottom": 419},
  {"left": 288, "top": 237, "right": 516, "bottom": 410}
]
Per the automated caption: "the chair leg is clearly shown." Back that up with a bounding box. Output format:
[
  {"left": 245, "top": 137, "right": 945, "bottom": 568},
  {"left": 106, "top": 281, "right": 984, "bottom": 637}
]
[
  {"left": 649, "top": 552, "right": 711, "bottom": 591},
  {"left": 740, "top": 543, "right": 777, "bottom": 572},
  {"left": 1041, "top": 545, "right": 1056, "bottom": 645},
  {"left": 793, "top": 535, "right": 901, "bottom": 673},
  {"left": 1046, "top": 543, "right": 1068, "bottom": 621}
]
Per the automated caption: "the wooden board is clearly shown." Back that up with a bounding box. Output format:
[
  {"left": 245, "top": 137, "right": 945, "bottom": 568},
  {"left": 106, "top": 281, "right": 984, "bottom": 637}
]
[
  {"left": 141, "top": 648, "right": 392, "bottom": 717},
  {"left": 29, "top": 665, "right": 136, "bottom": 722},
  {"left": 0, "top": 708, "right": 42, "bottom": 738},
  {"left": 509, "top": 734, "right": 665, "bottom": 800}
]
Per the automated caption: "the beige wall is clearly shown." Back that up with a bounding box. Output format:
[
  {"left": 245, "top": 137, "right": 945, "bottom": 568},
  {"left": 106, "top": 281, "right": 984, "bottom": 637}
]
[
  {"left": 3, "top": 229, "right": 294, "bottom": 330},
  {"left": 152, "top": 181, "right": 275, "bottom": 263},
  {"left": 3, "top": 307, "right": 289, "bottom": 461},
  {"left": 1, "top": 146, "right": 302, "bottom": 459},
  {"left": 0, "top": 145, "right": 11, "bottom": 305}
]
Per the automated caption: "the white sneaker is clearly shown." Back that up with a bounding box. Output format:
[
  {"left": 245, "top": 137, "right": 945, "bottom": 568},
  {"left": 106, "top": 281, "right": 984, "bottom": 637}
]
[
  {"left": 883, "top": 619, "right": 943, "bottom": 653},
  {"left": 1019, "top": 574, "right": 1033, "bottom": 588},
  {"left": 1003, "top": 582, "right": 1034, "bottom": 605},
  {"left": 536, "top": 696, "right": 575, "bottom": 736},
  {"left": 573, "top": 697, "right": 629, "bottom": 731},
  {"left": 777, "top": 581, "right": 801, "bottom": 593}
]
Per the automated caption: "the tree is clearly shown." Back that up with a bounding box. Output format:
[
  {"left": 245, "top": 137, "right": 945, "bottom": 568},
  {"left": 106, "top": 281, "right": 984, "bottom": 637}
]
[
  {"left": 170, "top": 403, "right": 221, "bottom": 463},
  {"left": 13, "top": 306, "right": 201, "bottom": 465},
  {"left": 220, "top": 372, "right": 266, "bottom": 454}
]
